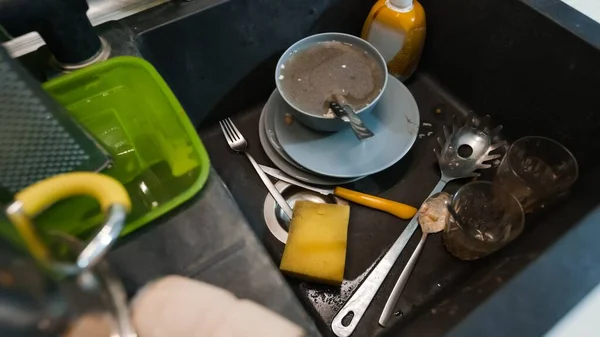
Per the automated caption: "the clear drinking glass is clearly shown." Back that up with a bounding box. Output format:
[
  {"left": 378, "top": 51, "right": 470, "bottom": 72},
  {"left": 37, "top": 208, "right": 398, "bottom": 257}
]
[
  {"left": 494, "top": 136, "right": 578, "bottom": 212},
  {"left": 443, "top": 181, "right": 525, "bottom": 260}
]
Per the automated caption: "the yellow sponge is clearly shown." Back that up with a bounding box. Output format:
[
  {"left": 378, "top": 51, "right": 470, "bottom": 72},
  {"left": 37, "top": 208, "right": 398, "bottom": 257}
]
[{"left": 280, "top": 201, "right": 350, "bottom": 286}]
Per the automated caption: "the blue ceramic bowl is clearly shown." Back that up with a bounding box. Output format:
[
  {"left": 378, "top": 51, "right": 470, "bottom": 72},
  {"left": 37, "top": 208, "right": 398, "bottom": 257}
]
[{"left": 275, "top": 32, "right": 388, "bottom": 132}]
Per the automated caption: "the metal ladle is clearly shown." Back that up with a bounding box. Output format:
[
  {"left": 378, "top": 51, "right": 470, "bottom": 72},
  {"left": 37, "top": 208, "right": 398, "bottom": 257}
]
[{"left": 379, "top": 192, "right": 450, "bottom": 327}]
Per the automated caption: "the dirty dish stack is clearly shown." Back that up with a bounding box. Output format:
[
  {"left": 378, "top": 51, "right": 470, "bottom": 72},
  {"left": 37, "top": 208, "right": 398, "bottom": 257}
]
[{"left": 259, "top": 33, "right": 420, "bottom": 186}]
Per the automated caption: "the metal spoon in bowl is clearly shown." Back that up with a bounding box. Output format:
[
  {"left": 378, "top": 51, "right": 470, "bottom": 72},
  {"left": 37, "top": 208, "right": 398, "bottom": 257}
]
[
  {"left": 328, "top": 94, "right": 374, "bottom": 140},
  {"left": 378, "top": 192, "right": 451, "bottom": 327}
]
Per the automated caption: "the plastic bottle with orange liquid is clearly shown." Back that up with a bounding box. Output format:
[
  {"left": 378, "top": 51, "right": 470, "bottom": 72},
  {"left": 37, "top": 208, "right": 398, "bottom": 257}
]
[{"left": 362, "top": 0, "right": 426, "bottom": 81}]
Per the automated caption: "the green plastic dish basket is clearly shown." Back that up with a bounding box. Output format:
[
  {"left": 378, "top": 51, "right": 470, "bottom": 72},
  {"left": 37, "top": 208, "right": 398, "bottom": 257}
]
[{"left": 3, "top": 56, "right": 210, "bottom": 240}]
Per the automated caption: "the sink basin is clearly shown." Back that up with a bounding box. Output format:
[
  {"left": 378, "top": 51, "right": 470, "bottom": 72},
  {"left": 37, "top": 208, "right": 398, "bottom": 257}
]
[
  {"left": 17, "top": 0, "right": 598, "bottom": 335},
  {"left": 125, "top": 0, "right": 600, "bottom": 336}
]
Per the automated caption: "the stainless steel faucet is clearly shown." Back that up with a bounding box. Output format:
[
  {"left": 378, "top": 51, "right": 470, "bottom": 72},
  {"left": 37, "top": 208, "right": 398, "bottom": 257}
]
[
  {"left": 2, "top": 0, "right": 167, "bottom": 60},
  {"left": 0, "top": 0, "right": 107, "bottom": 68}
]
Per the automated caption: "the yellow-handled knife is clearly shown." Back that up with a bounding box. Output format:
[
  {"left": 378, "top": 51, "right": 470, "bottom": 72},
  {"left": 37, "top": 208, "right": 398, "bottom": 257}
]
[{"left": 259, "top": 165, "right": 417, "bottom": 220}]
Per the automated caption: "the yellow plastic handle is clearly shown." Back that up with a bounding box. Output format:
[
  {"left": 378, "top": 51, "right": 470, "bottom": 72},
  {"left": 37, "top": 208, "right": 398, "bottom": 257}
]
[
  {"left": 7, "top": 213, "right": 50, "bottom": 264},
  {"left": 7, "top": 172, "right": 131, "bottom": 268},
  {"left": 333, "top": 187, "right": 417, "bottom": 220},
  {"left": 14, "top": 172, "right": 131, "bottom": 217}
]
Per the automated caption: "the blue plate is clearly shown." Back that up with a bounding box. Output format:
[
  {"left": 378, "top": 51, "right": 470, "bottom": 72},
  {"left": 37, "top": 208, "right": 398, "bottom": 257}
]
[
  {"left": 259, "top": 95, "right": 365, "bottom": 186},
  {"left": 274, "top": 75, "right": 420, "bottom": 178}
]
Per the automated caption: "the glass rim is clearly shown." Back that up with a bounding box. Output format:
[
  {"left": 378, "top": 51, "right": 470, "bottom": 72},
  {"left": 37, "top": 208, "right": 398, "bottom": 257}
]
[
  {"left": 505, "top": 136, "right": 579, "bottom": 186},
  {"left": 449, "top": 181, "right": 525, "bottom": 228}
]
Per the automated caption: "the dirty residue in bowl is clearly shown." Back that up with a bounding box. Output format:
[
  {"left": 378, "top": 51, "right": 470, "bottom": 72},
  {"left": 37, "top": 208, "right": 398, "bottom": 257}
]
[{"left": 279, "top": 41, "right": 385, "bottom": 117}]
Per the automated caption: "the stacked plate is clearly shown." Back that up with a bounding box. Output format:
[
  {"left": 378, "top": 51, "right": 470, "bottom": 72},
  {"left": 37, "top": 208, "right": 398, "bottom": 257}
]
[{"left": 258, "top": 74, "right": 420, "bottom": 186}]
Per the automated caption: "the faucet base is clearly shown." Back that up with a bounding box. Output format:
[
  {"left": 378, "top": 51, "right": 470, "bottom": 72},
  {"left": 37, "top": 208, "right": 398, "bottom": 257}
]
[{"left": 52, "top": 37, "right": 111, "bottom": 71}]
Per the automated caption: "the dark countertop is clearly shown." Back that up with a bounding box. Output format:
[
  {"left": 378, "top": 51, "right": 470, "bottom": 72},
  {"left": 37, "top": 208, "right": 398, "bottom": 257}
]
[
  {"left": 106, "top": 169, "right": 320, "bottom": 336},
  {"left": 520, "top": 0, "right": 600, "bottom": 50}
]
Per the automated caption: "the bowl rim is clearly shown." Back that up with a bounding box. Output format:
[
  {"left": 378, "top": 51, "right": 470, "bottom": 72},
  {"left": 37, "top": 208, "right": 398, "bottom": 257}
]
[{"left": 275, "top": 32, "right": 389, "bottom": 120}]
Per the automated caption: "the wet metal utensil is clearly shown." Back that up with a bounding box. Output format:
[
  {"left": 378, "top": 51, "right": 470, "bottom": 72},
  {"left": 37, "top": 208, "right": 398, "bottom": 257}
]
[
  {"left": 329, "top": 97, "right": 374, "bottom": 140},
  {"left": 219, "top": 118, "right": 294, "bottom": 220},
  {"left": 259, "top": 164, "right": 417, "bottom": 220},
  {"left": 331, "top": 114, "right": 505, "bottom": 336},
  {"left": 379, "top": 192, "right": 450, "bottom": 327}
]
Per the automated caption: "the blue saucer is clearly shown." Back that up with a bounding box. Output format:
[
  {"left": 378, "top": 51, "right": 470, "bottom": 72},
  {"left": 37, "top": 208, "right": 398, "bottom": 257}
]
[{"left": 274, "top": 75, "right": 420, "bottom": 178}]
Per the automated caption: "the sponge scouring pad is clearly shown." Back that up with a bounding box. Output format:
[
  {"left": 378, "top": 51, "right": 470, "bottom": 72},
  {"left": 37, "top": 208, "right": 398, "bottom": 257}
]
[{"left": 280, "top": 201, "right": 350, "bottom": 286}]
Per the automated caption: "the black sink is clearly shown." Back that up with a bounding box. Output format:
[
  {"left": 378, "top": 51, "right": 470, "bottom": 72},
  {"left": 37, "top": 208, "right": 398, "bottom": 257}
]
[{"left": 107, "top": 0, "right": 600, "bottom": 335}]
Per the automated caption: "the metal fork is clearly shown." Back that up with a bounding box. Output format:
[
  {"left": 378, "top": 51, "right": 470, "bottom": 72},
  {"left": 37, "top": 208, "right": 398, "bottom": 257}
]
[{"left": 219, "top": 118, "right": 294, "bottom": 220}]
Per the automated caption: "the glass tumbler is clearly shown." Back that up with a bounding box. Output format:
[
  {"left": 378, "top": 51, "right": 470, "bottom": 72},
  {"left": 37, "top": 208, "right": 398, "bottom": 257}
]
[
  {"left": 494, "top": 136, "right": 578, "bottom": 212},
  {"left": 443, "top": 181, "right": 525, "bottom": 260}
]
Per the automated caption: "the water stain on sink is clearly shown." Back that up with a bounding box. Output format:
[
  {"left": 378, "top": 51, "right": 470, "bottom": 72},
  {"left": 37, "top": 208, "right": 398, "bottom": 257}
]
[{"left": 299, "top": 259, "right": 377, "bottom": 322}]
